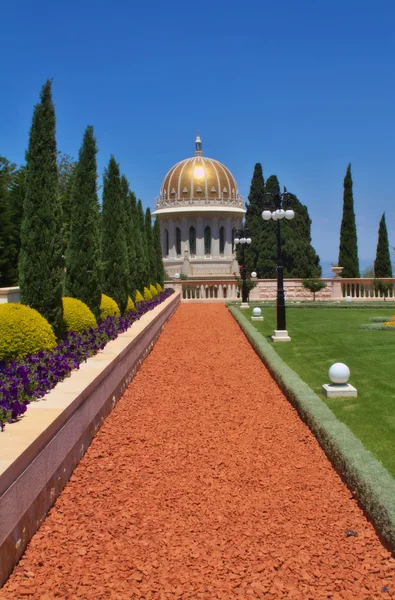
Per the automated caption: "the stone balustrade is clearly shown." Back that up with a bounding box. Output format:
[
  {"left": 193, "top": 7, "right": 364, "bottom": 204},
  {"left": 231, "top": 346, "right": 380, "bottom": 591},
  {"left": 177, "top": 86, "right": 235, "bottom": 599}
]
[
  {"left": 1, "top": 278, "right": 394, "bottom": 306},
  {"left": 164, "top": 277, "right": 395, "bottom": 302}
]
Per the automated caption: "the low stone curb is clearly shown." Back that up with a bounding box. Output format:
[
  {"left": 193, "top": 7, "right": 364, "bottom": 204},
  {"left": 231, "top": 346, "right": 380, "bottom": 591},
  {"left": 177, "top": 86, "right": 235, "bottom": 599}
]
[
  {"left": 229, "top": 305, "right": 395, "bottom": 551},
  {"left": 0, "top": 292, "right": 180, "bottom": 587}
]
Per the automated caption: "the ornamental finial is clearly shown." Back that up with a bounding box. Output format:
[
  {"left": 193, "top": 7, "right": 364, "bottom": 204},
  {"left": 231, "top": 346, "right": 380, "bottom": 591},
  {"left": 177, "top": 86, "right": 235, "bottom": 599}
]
[{"left": 195, "top": 132, "right": 202, "bottom": 156}]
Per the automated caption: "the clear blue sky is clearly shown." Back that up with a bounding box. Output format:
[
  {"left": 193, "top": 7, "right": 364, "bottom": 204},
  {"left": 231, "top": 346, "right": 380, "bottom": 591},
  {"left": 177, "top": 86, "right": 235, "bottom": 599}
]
[{"left": 1, "top": 0, "right": 394, "bottom": 266}]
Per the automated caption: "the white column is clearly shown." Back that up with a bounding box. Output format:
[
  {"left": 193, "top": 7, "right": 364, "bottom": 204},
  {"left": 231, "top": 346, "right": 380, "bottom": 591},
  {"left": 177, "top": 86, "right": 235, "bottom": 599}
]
[
  {"left": 211, "top": 216, "right": 219, "bottom": 258},
  {"left": 196, "top": 217, "right": 204, "bottom": 257},
  {"left": 169, "top": 220, "right": 176, "bottom": 258},
  {"left": 181, "top": 217, "right": 188, "bottom": 254},
  {"left": 225, "top": 216, "right": 232, "bottom": 258}
]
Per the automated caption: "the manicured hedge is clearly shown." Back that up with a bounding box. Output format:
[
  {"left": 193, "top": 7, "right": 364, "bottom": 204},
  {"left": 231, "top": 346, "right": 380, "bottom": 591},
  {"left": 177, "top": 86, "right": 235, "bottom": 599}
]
[
  {"left": 0, "top": 290, "right": 174, "bottom": 430},
  {"left": 229, "top": 305, "right": 395, "bottom": 550}
]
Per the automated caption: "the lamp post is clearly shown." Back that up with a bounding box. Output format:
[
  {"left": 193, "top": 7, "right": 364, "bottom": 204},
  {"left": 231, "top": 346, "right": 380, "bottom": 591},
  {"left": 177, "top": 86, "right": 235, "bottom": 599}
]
[
  {"left": 262, "top": 193, "right": 295, "bottom": 342},
  {"left": 234, "top": 233, "right": 252, "bottom": 308}
]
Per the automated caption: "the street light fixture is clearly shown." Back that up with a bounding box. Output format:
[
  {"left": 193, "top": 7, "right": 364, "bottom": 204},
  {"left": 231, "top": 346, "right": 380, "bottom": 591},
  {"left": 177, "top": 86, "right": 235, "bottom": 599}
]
[
  {"left": 262, "top": 192, "right": 295, "bottom": 342},
  {"left": 234, "top": 233, "right": 252, "bottom": 308}
]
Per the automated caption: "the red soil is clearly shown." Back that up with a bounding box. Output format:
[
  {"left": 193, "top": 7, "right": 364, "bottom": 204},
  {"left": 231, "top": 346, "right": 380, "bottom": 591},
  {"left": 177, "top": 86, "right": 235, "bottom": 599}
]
[{"left": 1, "top": 304, "right": 394, "bottom": 599}]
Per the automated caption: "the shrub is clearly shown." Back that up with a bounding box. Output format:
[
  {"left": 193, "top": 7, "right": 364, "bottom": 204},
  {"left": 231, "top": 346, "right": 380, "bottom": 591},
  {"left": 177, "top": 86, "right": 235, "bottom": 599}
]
[
  {"left": 62, "top": 297, "right": 97, "bottom": 334},
  {"left": 302, "top": 278, "right": 328, "bottom": 301},
  {"left": 126, "top": 296, "right": 136, "bottom": 313},
  {"left": 156, "top": 283, "right": 163, "bottom": 293},
  {"left": 143, "top": 287, "right": 152, "bottom": 301},
  {"left": 0, "top": 303, "right": 56, "bottom": 361},
  {"left": 135, "top": 290, "right": 144, "bottom": 303},
  {"left": 149, "top": 283, "right": 158, "bottom": 297},
  {"left": 99, "top": 294, "right": 120, "bottom": 320}
]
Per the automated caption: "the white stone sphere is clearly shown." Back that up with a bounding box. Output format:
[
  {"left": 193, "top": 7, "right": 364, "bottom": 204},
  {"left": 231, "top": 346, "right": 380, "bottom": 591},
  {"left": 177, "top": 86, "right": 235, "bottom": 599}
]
[
  {"left": 329, "top": 363, "right": 350, "bottom": 384},
  {"left": 345, "top": 296, "right": 352, "bottom": 302},
  {"left": 251, "top": 271, "right": 257, "bottom": 278},
  {"left": 252, "top": 307, "right": 262, "bottom": 317}
]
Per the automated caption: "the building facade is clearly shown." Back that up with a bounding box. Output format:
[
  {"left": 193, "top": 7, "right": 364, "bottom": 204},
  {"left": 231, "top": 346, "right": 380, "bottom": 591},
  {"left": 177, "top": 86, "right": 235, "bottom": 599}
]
[{"left": 152, "top": 136, "right": 246, "bottom": 278}]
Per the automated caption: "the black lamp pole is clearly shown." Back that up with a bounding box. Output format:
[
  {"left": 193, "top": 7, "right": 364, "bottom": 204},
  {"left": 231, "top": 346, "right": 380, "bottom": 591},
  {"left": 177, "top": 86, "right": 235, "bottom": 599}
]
[
  {"left": 262, "top": 193, "right": 295, "bottom": 333},
  {"left": 234, "top": 232, "right": 251, "bottom": 304}
]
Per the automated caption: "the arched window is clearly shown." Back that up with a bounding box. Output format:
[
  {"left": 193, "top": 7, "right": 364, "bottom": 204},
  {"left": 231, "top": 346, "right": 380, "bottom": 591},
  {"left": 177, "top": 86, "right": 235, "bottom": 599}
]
[
  {"left": 204, "top": 226, "right": 211, "bottom": 256},
  {"left": 219, "top": 226, "right": 225, "bottom": 256},
  {"left": 189, "top": 226, "right": 196, "bottom": 256},
  {"left": 232, "top": 228, "right": 237, "bottom": 252},
  {"left": 176, "top": 227, "right": 181, "bottom": 257},
  {"left": 164, "top": 228, "right": 169, "bottom": 257}
]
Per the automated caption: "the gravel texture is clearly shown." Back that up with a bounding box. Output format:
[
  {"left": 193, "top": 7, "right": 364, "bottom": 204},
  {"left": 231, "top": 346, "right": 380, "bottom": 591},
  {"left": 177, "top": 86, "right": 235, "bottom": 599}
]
[{"left": 1, "top": 304, "right": 394, "bottom": 599}]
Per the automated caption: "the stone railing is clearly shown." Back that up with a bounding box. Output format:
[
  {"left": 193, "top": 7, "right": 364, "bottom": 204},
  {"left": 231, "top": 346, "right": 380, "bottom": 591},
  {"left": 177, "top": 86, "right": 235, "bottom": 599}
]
[
  {"left": 155, "top": 196, "right": 245, "bottom": 210},
  {"left": 164, "top": 277, "right": 395, "bottom": 302}
]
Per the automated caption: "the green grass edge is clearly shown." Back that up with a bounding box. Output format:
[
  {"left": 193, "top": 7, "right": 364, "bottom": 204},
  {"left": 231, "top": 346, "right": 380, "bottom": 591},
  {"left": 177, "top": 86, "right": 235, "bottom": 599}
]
[{"left": 228, "top": 305, "right": 395, "bottom": 550}]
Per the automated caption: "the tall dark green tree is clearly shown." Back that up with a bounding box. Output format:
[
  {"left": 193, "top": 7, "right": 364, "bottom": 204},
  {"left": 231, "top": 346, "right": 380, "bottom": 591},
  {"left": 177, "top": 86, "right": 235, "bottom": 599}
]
[
  {"left": 145, "top": 208, "right": 156, "bottom": 284},
  {"left": 19, "top": 80, "right": 64, "bottom": 333},
  {"left": 255, "top": 175, "right": 279, "bottom": 278},
  {"left": 8, "top": 165, "right": 26, "bottom": 283},
  {"left": 101, "top": 156, "right": 129, "bottom": 314},
  {"left": 65, "top": 126, "right": 102, "bottom": 318},
  {"left": 338, "top": 164, "right": 360, "bottom": 277},
  {"left": 0, "top": 157, "right": 17, "bottom": 286},
  {"left": 255, "top": 175, "right": 321, "bottom": 279},
  {"left": 374, "top": 213, "right": 392, "bottom": 278},
  {"left": 153, "top": 217, "right": 164, "bottom": 286},
  {"left": 240, "top": 163, "right": 265, "bottom": 274},
  {"left": 57, "top": 151, "right": 77, "bottom": 251},
  {"left": 120, "top": 175, "right": 138, "bottom": 299},
  {"left": 136, "top": 199, "right": 149, "bottom": 290}
]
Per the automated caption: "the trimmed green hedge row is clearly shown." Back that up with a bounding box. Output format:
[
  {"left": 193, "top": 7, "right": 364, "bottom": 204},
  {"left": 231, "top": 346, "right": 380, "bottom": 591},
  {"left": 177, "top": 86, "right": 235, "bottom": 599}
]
[
  {"left": 227, "top": 301, "right": 395, "bottom": 310},
  {"left": 360, "top": 323, "right": 395, "bottom": 330},
  {"left": 229, "top": 305, "right": 395, "bottom": 550}
]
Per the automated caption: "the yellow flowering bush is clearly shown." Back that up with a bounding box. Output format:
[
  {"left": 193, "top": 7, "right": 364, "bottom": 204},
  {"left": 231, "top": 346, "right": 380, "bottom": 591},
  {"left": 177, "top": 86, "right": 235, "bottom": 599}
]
[
  {"left": 99, "top": 294, "right": 120, "bottom": 320},
  {"left": 156, "top": 283, "right": 163, "bottom": 293},
  {"left": 126, "top": 296, "right": 136, "bottom": 313},
  {"left": 0, "top": 303, "right": 56, "bottom": 361},
  {"left": 143, "top": 287, "right": 152, "bottom": 301},
  {"left": 62, "top": 297, "right": 97, "bottom": 334},
  {"left": 149, "top": 283, "right": 158, "bottom": 297},
  {"left": 135, "top": 290, "right": 144, "bottom": 303}
]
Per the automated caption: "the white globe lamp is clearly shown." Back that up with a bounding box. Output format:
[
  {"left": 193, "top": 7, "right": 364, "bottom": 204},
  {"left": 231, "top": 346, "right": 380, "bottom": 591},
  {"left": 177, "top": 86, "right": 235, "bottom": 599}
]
[
  {"left": 329, "top": 363, "right": 350, "bottom": 385},
  {"left": 345, "top": 296, "right": 352, "bottom": 303},
  {"left": 284, "top": 209, "right": 295, "bottom": 220},
  {"left": 251, "top": 271, "right": 257, "bottom": 278},
  {"left": 262, "top": 210, "right": 272, "bottom": 221},
  {"left": 174, "top": 272, "right": 180, "bottom": 279},
  {"left": 252, "top": 307, "right": 262, "bottom": 317}
]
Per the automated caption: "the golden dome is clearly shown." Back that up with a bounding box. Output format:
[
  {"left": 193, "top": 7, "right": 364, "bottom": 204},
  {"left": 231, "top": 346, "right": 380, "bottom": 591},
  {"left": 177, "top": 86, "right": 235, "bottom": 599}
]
[{"left": 156, "top": 136, "right": 243, "bottom": 211}]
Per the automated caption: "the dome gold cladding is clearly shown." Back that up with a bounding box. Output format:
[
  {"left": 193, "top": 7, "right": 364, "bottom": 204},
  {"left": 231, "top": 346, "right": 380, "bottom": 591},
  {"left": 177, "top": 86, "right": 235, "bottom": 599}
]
[{"left": 155, "top": 138, "right": 244, "bottom": 210}]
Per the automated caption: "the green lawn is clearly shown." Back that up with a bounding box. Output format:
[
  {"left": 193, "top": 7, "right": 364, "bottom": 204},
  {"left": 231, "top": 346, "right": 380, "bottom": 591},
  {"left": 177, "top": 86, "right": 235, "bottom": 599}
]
[{"left": 246, "top": 305, "right": 395, "bottom": 477}]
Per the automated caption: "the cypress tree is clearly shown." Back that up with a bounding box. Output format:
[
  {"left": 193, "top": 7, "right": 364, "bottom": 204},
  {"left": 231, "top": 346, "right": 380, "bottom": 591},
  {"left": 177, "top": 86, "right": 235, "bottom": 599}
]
[
  {"left": 374, "top": 213, "right": 392, "bottom": 278},
  {"left": 242, "top": 163, "right": 266, "bottom": 274},
  {"left": 0, "top": 157, "right": 17, "bottom": 286},
  {"left": 145, "top": 207, "right": 156, "bottom": 284},
  {"left": 257, "top": 177, "right": 321, "bottom": 279},
  {"left": 121, "top": 176, "right": 138, "bottom": 299},
  {"left": 256, "top": 175, "right": 279, "bottom": 278},
  {"left": 101, "top": 156, "right": 129, "bottom": 314},
  {"left": 338, "top": 164, "right": 360, "bottom": 277},
  {"left": 65, "top": 126, "right": 102, "bottom": 318},
  {"left": 136, "top": 200, "right": 149, "bottom": 289},
  {"left": 8, "top": 165, "right": 26, "bottom": 284},
  {"left": 19, "top": 80, "right": 64, "bottom": 333},
  {"left": 153, "top": 217, "right": 164, "bottom": 286}
]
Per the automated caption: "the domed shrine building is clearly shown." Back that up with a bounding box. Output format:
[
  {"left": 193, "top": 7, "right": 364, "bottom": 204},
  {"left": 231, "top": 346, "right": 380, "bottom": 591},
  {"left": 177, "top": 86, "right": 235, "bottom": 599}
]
[{"left": 152, "top": 136, "right": 245, "bottom": 277}]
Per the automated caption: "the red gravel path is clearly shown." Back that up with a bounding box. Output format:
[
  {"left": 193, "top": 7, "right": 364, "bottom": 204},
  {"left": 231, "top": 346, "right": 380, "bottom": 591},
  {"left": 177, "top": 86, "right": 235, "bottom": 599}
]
[{"left": 2, "top": 304, "right": 394, "bottom": 599}]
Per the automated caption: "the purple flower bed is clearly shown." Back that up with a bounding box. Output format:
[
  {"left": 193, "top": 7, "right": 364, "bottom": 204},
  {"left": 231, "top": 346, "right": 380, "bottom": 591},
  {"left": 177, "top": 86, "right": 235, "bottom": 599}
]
[{"left": 0, "top": 289, "right": 174, "bottom": 430}]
